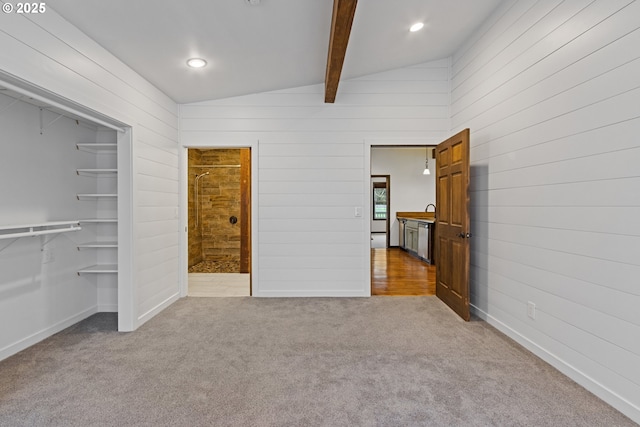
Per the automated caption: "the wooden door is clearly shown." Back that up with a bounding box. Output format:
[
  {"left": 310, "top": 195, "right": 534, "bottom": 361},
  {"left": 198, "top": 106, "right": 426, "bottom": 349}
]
[
  {"left": 240, "top": 148, "right": 251, "bottom": 275},
  {"left": 435, "top": 129, "right": 471, "bottom": 321}
]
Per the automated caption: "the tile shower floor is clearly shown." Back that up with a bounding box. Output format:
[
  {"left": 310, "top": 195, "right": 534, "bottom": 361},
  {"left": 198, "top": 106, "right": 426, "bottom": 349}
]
[
  {"left": 188, "top": 273, "right": 250, "bottom": 297},
  {"left": 188, "top": 259, "right": 240, "bottom": 273}
]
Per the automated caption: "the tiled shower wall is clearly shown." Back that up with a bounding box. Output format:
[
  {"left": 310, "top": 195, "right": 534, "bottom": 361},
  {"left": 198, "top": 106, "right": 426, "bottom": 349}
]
[
  {"left": 188, "top": 149, "right": 203, "bottom": 267},
  {"left": 188, "top": 148, "right": 242, "bottom": 269}
]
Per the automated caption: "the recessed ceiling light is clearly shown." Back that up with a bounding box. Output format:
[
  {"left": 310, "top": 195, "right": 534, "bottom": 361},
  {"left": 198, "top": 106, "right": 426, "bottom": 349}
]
[
  {"left": 186, "top": 58, "right": 207, "bottom": 68},
  {"left": 409, "top": 22, "right": 424, "bottom": 32}
]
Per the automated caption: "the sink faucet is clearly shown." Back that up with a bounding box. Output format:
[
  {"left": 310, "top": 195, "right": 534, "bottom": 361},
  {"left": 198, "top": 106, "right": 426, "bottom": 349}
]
[{"left": 425, "top": 204, "right": 436, "bottom": 213}]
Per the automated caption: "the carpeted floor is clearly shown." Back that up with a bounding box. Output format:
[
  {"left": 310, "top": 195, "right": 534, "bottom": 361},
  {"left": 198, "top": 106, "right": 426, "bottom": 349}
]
[{"left": 0, "top": 297, "right": 635, "bottom": 426}]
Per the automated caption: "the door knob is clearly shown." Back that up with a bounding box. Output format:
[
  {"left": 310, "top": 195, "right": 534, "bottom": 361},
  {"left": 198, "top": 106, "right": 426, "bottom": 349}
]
[{"left": 458, "top": 233, "right": 465, "bottom": 238}]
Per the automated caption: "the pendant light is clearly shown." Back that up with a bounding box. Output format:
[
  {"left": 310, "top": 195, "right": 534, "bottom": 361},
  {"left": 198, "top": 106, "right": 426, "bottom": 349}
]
[{"left": 423, "top": 147, "right": 430, "bottom": 175}]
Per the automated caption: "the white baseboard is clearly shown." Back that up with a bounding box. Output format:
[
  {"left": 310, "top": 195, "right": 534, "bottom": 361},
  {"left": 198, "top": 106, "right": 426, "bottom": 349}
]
[
  {"left": 471, "top": 304, "right": 640, "bottom": 425},
  {"left": 0, "top": 306, "right": 98, "bottom": 362},
  {"left": 136, "top": 292, "right": 180, "bottom": 328},
  {"left": 97, "top": 304, "right": 118, "bottom": 313},
  {"left": 254, "top": 290, "right": 369, "bottom": 297}
]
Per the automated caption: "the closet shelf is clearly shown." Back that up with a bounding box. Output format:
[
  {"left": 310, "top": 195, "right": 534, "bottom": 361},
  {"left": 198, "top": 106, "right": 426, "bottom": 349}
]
[
  {"left": 78, "top": 218, "right": 118, "bottom": 224},
  {"left": 77, "top": 264, "right": 118, "bottom": 275},
  {"left": 76, "top": 143, "right": 117, "bottom": 153},
  {"left": 76, "top": 193, "right": 117, "bottom": 200},
  {"left": 0, "top": 221, "right": 81, "bottom": 240},
  {"left": 77, "top": 241, "right": 118, "bottom": 249},
  {"left": 76, "top": 168, "right": 118, "bottom": 175}
]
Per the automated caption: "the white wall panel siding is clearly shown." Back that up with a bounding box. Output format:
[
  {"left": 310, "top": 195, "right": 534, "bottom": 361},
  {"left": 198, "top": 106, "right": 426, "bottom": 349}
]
[
  {"left": 181, "top": 105, "right": 450, "bottom": 120},
  {"left": 181, "top": 118, "right": 449, "bottom": 133},
  {"left": 181, "top": 61, "right": 451, "bottom": 296},
  {"left": 0, "top": 10, "right": 180, "bottom": 334},
  {"left": 452, "top": 0, "right": 640, "bottom": 422}
]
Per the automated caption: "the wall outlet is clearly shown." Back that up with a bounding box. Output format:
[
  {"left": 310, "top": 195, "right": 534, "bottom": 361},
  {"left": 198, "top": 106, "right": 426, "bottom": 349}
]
[
  {"left": 527, "top": 301, "right": 536, "bottom": 319},
  {"left": 42, "top": 247, "right": 54, "bottom": 264}
]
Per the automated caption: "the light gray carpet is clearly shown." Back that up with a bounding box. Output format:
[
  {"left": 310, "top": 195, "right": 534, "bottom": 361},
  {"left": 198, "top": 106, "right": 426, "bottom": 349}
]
[{"left": 0, "top": 297, "right": 635, "bottom": 426}]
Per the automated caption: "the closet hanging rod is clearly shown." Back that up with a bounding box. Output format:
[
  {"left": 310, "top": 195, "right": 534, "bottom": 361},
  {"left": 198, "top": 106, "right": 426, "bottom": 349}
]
[
  {"left": 0, "top": 221, "right": 81, "bottom": 240},
  {"left": 190, "top": 165, "right": 240, "bottom": 168},
  {"left": 0, "top": 80, "right": 126, "bottom": 133}
]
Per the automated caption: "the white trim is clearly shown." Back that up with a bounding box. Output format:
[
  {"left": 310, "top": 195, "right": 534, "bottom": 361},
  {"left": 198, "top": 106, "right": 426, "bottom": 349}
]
[
  {"left": 363, "top": 141, "right": 373, "bottom": 296},
  {"left": 258, "top": 290, "right": 369, "bottom": 297},
  {"left": 179, "top": 146, "right": 189, "bottom": 298},
  {"left": 0, "top": 76, "right": 126, "bottom": 132},
  {"left": 137, "top": 293, "right": 181, "bottom": 327},
  {"left": 97, "top": 304, "right": 118, "bottom": 313},
  {"left": 0, "top": 307, "right": 98, "bottom": 362},
  {"left": 471, "top": 304, "right": 640, "bottom": 425},
  {"left": 117, "top": 128, "right": 136, "bottom": 331}
]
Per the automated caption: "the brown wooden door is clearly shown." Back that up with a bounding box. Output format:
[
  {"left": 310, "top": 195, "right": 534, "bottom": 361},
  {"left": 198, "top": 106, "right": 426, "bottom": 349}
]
[
  {"left": 435, "top": 129, "right": 471, "bottom": 321},
  {"left": 240, "top": 148, "right": 251, "bottom": 275}
]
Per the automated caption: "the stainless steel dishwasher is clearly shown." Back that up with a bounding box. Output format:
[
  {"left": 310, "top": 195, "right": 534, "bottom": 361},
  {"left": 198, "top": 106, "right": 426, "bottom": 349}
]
[{"left": 417, "top": 222, "right": 430, "bottom": 262}]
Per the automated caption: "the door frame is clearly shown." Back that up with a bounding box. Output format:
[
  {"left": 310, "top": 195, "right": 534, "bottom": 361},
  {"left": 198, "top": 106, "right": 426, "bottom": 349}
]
[
  {"left": 179, "top": 141, "right": 259, "bottom": 298},
  {"left": 371, "top": 174, "right": 390, "bottom": 248},
  {"left": 364, "top": 138, "right": 442, "bottom": 296}
]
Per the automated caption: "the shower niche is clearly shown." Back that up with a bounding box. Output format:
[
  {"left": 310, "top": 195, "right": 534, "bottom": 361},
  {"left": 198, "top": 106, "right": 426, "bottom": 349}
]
[{"left": 188, "top": 148, "right": 250, "bottom": 274}]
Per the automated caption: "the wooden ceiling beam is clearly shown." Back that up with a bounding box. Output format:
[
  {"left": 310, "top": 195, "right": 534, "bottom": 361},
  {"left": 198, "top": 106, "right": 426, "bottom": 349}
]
[{"left": 324, "top": 0, "right": 358, "bottom": 103}]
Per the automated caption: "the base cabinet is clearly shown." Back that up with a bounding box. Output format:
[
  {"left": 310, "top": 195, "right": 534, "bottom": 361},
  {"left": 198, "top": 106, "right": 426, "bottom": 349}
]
[
  {"left": 417, "top": 222, "right": 430, "bottom": 262},
  {"left": 399, "top": 218, "right": 434, "bottom": 265},
  {"left": 405, "top": 223, "right": 418, "bottom": 253}
]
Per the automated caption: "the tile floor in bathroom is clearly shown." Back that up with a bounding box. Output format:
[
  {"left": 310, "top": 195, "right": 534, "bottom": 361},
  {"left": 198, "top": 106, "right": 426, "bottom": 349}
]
[
  {"left": 188, "top": 273, "right": 250, "bottom": 297},
  {"left": 188, "top": 259, "right": 240, "bottom": 273}
]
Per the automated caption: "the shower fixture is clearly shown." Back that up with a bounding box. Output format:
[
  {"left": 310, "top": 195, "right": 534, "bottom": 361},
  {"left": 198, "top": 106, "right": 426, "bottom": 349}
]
[{"left": 194, "top": 172, "right": 209, "bottom": 227}]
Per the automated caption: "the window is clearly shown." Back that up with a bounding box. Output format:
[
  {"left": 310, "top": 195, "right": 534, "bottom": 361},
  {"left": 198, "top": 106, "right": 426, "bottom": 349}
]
[{"left": 373, "top": 182, "right": 387, "bottom": 220}]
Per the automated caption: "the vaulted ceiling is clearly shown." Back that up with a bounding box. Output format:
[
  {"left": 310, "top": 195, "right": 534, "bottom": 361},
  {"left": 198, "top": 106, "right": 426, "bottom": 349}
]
[{"left": 46, "top": 0, "right": 503, "bottom": 104}]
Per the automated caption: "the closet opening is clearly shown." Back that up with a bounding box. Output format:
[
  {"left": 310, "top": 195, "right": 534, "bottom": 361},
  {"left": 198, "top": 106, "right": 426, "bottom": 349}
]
[
  {"left": 186, "top": 148, "right": 251, "bottom": 297},
  {"left": 0, "top": 74, "right": 134, "bottom": 341}
]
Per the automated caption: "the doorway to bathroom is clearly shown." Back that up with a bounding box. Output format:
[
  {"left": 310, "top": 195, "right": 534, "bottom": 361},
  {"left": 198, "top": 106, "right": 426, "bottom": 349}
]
[{"left": 187, "top": 148, "right": 251, "bottom": 297}]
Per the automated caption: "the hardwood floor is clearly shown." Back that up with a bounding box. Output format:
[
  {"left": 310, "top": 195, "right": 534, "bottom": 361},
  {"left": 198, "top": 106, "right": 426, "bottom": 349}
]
[{"left": 371, "top": 248, "right": 436, "bottom": 296}]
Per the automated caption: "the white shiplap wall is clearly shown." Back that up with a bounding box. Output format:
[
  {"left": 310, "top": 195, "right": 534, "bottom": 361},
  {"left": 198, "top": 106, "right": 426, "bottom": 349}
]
[
  {"left": 451, "top": 0, "right": 640, "bottom": 422},
  {"left": 0, "top": 8, "right": 181, "bottom": 331},
  {"left": 181, "top": 60, "right": 451, "bottom": 296}
]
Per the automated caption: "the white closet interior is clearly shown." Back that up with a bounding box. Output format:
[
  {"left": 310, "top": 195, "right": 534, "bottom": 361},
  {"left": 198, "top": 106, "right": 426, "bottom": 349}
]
[{"left": 0, "top": 80, "right": 129, "bottom": 360}]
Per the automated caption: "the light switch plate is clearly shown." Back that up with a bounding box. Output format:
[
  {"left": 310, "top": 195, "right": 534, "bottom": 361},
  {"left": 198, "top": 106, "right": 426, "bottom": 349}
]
[
  {"left": 354, "top": 207, "right": 362, "bottom": 217},
  {"left": 527, "top": 301, "right": 536, "bottom": 319}
]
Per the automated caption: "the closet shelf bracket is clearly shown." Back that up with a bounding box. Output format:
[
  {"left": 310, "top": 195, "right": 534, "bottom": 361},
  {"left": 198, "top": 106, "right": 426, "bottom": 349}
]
[
  {"left": 39, "top": 107, "right": 64, "bottom": 135},
  {"left": 0, "top": 95, "right": 25, "bottom": 115}
]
